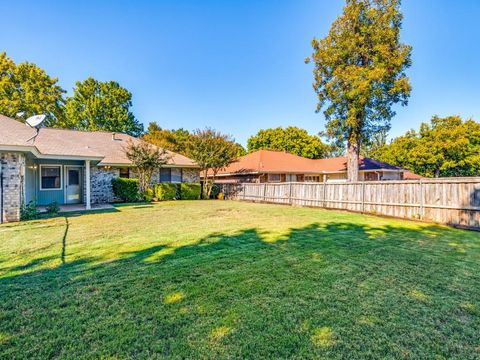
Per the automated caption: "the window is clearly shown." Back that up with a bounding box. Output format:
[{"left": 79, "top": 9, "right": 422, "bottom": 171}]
[
  {"left": 40, "top": 165, "right": 61, "bottom": 190},
  {"left": 119, "top": 168, "right": 130, "bottom": 178},
  {"left": 68, "top": 169, "right": 79, "bottom": 185},
  {"left": 305, "top": 175, "right": 321, "bottom": 183},
  {"left": 160, "top": 168, "right": 172, "bottom": 182},
  {"left": 268, "top": 174, "right": 281, "bottom": 182}
]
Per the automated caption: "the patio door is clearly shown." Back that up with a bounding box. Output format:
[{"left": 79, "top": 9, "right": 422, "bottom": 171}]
[{"left": 65, "top": 166, "right": 82, "bottom": 204}]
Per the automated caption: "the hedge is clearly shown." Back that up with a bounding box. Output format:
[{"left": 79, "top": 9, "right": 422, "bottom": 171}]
[
  {"left": 112, "top": 178, "right": 140, "bottom": 202},
  {"left": 154, "top": 183, "right": 178, "bottom": 201},
  {"left": 180, "top": 183, "right": 201, "bottom": 200}
]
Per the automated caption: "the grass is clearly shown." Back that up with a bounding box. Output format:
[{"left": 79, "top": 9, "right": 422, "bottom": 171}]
[{"left": 1, "top": 200, "right": 479, "bottom": 359}]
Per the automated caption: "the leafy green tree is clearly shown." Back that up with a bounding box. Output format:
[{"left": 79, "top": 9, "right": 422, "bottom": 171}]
[
  {"left": 62, "top": 77, "right": 143, "bottom": 136},
  {"left": 187, "top": 128, "right": 238, "bottom": 198},
  {"left": 247, "top": 126, "right": 328, "bottom": 159},
  {"left": 143, "top": 122, "right": 192, "bottom": 154},
  {"left": 360, "top": 130, "right": 388, "bottom": 157},
  {"left": 306, "top": 0, "right": 412, "bottom": 181},
  {"left": 233, "top": 143, "right": 247, "bottom": 157},
  {"left": 0, "top": 52, "right": 65, "bottom": 126},
  {"left": 372, "top": 116, "right": 480, "bottom": 177},
  {"left": 125, "top": 140, "right": 167, "bottom": 194}
]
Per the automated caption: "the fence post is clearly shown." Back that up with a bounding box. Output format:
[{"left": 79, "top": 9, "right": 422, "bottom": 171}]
[
  {"left": 243, "top": 183, "right": 246, "bottom": 201},
  {"left": 322, "top": 182, "right": 327, "bottom": 208},
  {"left": 289, "top": 182, "right": 293, "bottom": 205},
  {"left": 263, "top": 183, "right": 267, "bottom": 202},
  {"left": 361, "top": 181, "right": 365, "bottom": 213},
  {"left": 419, "top": 179, "right": 424, "bottom": 220}
]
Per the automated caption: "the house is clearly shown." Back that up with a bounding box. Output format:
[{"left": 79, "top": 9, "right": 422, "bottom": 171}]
[
  {"left": 0, "top": 115, "right": 199, "bottom": 223},
  {"left": 206, "top": 149, "right": 406, "bottom": 184},
  {"left": 403, "top": 170, "right": 423, "bottom": 180}
]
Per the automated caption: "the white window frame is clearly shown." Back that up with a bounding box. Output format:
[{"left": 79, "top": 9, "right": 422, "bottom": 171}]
[
  {"left": 268, "top": 174, "right": 282, "bottom": 183},
  {"left": 39, "top": 164, "right": 63, "bottom": 191}
]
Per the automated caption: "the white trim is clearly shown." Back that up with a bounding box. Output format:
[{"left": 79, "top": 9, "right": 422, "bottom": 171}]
[
  {"left": 98, "top": 162, "right": 199, "bottom": 168},
  {"left": 64, "top": 165, "right": 83, "bottom": 204},
  {"left": 85, "top": 160, "right": 91, "bottom": 210},
  {"left": 39, "top": 164, "right": 63, "bottom": 191},
  {"left": 0, "top": 145, "right": 104, "bottom": 161}
]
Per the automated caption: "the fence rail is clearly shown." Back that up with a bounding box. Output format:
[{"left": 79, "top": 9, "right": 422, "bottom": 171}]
[{"left": 220, "top": 179, "right": 480, "bottom": 230}]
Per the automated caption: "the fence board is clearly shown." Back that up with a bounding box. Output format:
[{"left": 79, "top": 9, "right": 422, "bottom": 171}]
[{"left": 220, "top": 178, "right": 480, "bottom": 230}]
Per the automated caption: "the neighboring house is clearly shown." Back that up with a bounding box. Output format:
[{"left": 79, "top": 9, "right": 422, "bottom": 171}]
[
  {"left": 206, "top": 150, "right": 406, "bottom": 184},
  {"left": 0, "top": 115, "right": 199, "bottom": 223},
  {"left": 403, "top": 170, "right": 423, "bottom": 180}
]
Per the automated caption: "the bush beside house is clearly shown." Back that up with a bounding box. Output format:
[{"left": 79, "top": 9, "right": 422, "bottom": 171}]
[
  {"left": 180, "top": 183, "right": 201, "bottom": 200},
  {"left": 113, "top": 178, "right": 202, "bottom": 202},
  {"left": 154, "top": 183, "right": 178, "bottom": 201},
  {"left": 112, "top": 178, "right": 140, "bottom": 202}
]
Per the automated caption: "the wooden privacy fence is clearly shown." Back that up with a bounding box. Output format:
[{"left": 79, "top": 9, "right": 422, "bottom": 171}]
[{"left": 220, "top": 178, "right": 480, "bottom": 230}]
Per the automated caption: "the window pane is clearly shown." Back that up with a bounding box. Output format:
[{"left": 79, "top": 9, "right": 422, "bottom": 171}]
[
  {"left": 119, "top": 168, "right": 130, "bottom": 178},
  {"left": 41, "top": 166, "right": 61, "bottom": 189},
  {"left": 69, "top": 170, "right": 79, "bottom": 185},
  {"left": 160, "top": 168, "right": 171, "bottom": 182}
]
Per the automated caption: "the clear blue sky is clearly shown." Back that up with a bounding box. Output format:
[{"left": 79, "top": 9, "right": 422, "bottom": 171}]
[{"left": 1, "top": 0, "right": 479, "bottom": 146}]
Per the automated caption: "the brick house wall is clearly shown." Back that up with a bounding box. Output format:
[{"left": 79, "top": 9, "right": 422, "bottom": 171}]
[{"left": 0, "top": 152, "right": 25, "bottom": 223}]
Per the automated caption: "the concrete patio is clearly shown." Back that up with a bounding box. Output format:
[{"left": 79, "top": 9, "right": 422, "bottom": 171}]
[{"left": 37, "top": 203, "right": 114, "bottom": 213}]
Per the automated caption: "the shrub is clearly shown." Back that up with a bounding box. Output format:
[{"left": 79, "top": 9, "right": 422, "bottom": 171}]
[
  {"left": 180, "top": 183, "right": 201, "bottom": 200},
  {"left": 46, "top": 201, "right": 60, "bottom": 215},
  {"left": 143, "top": 188, "right": 154, "bottom": 202},
  {"left": 112, "top": 178, "right": 140, "bottom": 202},
  {"left": 21, "top": 201, "right": 38, "bottom": 220},
  {"left": 217, "top": 192, "right": 225, "bottom": 200},
  {"left": 210, "top": 184, "right": 221, "bottom": 199},
  {"left": 155, "top": 183, "right": 178, "bottom": 201}
]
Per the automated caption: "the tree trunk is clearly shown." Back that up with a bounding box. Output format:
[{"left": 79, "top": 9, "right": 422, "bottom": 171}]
[{"left": 347, "top": 139, "right": 359, "bottom": 182}]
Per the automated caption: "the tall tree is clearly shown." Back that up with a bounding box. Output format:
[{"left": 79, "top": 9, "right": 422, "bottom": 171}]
[
  {"left": 187, "top": 128, "right": 238, "bottom": 198},
  {"left": 0, "top": 52, "right": 65, "bottom": 126},
  {"left": 372, "top": 116, "right": 480, "bottom": 177},
  {"left": 62, "top": 77, "right": 143, "bottom": 136},
  {"left": 306, "top": 0, "right": 412, "bottom": 181},
  {"left": 142, "top": 122, "right": 191, "bottom": 155},
  {"left": 247, "top": 126, "right": 329, "bottom": 159},
  {"left": 360, "top": 129, "right": 388, "bottom": 157}
]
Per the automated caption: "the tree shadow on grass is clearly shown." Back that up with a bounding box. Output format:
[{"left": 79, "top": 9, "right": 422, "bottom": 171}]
[{"left": 0, "top": 221, "right": 479, "bottom": 359}]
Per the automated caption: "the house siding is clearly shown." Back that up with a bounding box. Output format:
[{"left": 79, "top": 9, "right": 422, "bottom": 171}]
[
  {"left": 0, "top": 152, "right": 25, "bottom": 223},
  {"left": 28, "top": 159, "right": 84, "bottom": 206}
]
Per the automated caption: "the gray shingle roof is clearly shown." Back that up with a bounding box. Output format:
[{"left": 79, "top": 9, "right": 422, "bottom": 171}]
[{"left": 0, "top": 114, "right": 197, "bottom": 167}]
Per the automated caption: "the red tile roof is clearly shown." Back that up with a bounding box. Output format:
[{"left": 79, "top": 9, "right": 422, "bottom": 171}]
[
  {"left": 403, "top": 170, "right": 423, "bottom": 180},
  {"left": 212, "top": 150, "right": 402, "bottom": 175}
]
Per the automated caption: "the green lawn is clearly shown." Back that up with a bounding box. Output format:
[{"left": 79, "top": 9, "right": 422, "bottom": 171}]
[{"left": 1, "top": 201, "right": 479, "bottom": 359}]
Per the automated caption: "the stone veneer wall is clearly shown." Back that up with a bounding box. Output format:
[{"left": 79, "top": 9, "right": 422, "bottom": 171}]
[
  {"left": 83, "top": 166, "right": 199, "bottom": 205},
  {"left": 0, "top": 152, "right": 25, "bottom": 223},
  {"left": 87, "top": 167, "right": 120, "bottom": 204},
  {"left": 182, "top": 168, "right": 200, "bottom": 183}
]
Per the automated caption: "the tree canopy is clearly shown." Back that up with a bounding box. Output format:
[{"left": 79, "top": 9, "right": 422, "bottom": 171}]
[
  {"left": 247, "top": 126, "right": 329, "bottom": 159},
  {"left": 307, "top": 0, "right": 412, "bottom": 181},
  {"left": 143, "top": 122, "right": 192, "bottom": 155},
  {"left": 125, "top": 140, "right": 168, "bottom": 194},
  {"left": 0, "top": 52, "right": 65, "bottom": 126},
  {"left": 61, "top": 77, "right": 144, "bottom": 136},
  {"left": 187, "top": 128, "right": 238, "bottom": 197},
  {"left": 372, "top": 116, "right": 480, "bottom": 177}
]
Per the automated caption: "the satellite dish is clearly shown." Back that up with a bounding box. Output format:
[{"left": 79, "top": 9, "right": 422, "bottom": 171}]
[{"left": 25, "top": 114, "right": 46, "bottom": 128}]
